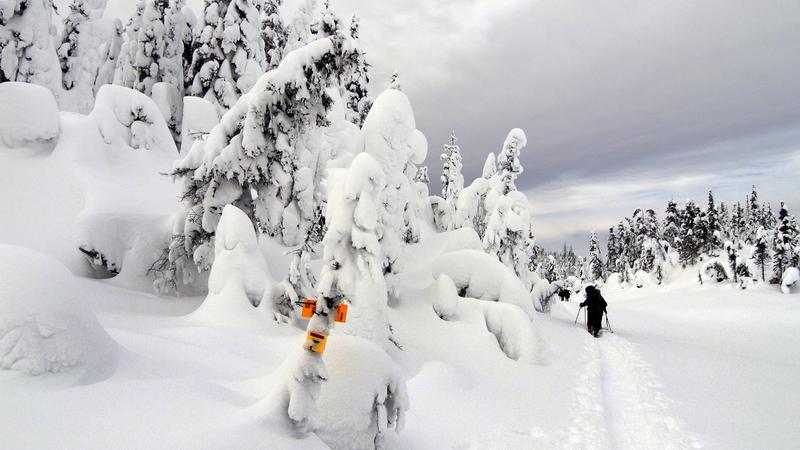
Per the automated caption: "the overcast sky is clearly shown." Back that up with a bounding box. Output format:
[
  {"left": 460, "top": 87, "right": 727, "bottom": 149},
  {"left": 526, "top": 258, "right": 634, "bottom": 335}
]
[{"left": 108, "top": 0, "right": 800, "bottom": 253}]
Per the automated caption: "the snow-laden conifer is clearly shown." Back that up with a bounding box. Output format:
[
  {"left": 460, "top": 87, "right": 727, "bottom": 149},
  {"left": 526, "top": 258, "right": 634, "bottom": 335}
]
[{"left": 0, "top": 0, "right": 61, "bottom": 94}]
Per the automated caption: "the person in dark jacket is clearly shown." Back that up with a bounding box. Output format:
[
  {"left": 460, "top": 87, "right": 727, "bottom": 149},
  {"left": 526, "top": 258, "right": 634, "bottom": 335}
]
[
  {"left": 557, "top": 288, "right": 571, "bottom": 302},
  {"left": 580, "top": 285, "right": 607, "bottom": 337}
]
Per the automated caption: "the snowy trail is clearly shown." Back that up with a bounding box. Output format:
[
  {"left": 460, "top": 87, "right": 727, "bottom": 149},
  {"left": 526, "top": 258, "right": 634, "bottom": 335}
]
[{"left": 562, "top": 331, "right": 701, "bottom": 450}]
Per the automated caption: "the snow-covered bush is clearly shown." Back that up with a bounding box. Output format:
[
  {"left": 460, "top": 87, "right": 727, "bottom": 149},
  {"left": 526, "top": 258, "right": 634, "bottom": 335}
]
[
  {"left": 0, "top": 82, "right": 60, "bottom": 148},
  {"left": 701, "top": 259, "right": 730, "bottom": 283},
  {"left": 0, "top": 245, "right": 119, "bottom": 379},
  {"left": 781, "top": 267, "right": 799, "bottom": 294},
  {"left": 90, "top": 84, "right": 176, "bottom": 152},
  {"left": 483, "top": 190, "right": 534, "bottom": 289},
  {"left": 432, "top": 274, "right": 459, "bottom": 320},
  {"left": 309, "top": 335, "right": 408, "bottom": 449},
  {"left": 189, "top": 205, "right": 275, "bottom": 330},
  {"left": 431, "top": 249, "right": 534, "bottom": 318}
]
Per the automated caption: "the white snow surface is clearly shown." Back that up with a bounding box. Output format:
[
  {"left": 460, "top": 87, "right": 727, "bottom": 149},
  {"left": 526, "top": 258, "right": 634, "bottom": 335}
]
[{"left": 0, "top": 82, "right": 60, "bottom": 148}]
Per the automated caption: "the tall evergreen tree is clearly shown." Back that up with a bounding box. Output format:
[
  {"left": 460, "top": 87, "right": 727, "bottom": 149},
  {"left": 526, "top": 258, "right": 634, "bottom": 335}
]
[
  {"left": 606, "top": 226, "right": 619, "bottom": 273},
  {"left": 185, "top": 0, "right": 266, "bottom": 113},
  {"left": 663, "top": 200, "right": 681, "bottom": 248},
  {"left": 154, "top": 33, "right": 358, "bottom": 292},
  {"left": 705, "top": 190, "right": 722, "bottom": 253},
  {"left": 678, "top": 199, "right": 702, "bottom": 266},
  {"left": 753, "top": 226, "right": 770, "bottom": 282},
  {"left": 440, "top": 130, "right": 464, "bottom": 212},
  {"left": 772, "top": 202, "right": 798, "bottom": 283},
  {"left": 340, "top": 14, "right": 371, "bottom": 127}
]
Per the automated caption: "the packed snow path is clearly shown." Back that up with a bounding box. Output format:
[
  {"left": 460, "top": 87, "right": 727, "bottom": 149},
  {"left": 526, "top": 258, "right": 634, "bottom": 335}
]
[{"left": 563, "top": 332, "right": 701, "bottom": 449}]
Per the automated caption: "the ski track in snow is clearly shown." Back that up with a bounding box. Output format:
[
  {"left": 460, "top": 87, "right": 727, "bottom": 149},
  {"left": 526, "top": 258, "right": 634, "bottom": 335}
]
[{"left": 558, "top": 331, "right": 703, "bottom": 450}]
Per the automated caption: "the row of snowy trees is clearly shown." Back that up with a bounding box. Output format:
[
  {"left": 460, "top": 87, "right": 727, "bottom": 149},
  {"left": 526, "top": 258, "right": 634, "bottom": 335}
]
[
  {"left": 0, "top": 0, "right": 372, "bottom": 140},
  {"left": 565, "top": 186, "right": 800, "bottom": 290}
]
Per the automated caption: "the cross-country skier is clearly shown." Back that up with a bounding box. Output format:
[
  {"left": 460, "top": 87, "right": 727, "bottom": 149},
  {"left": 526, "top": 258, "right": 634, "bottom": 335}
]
[{"left": 580, "top": 285, "right": 607, "bottom": 337}]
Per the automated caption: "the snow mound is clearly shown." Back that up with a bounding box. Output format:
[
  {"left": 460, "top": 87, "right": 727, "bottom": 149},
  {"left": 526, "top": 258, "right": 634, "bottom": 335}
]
[
  {"left": 90, "top": 84, "right": 176, "bottom": 153},
  {"left": 312, "top": 335, "right": 408, "bottom": 449},
  {"left": 432, "top": 249, "right": 534, "bottom": 317},
  {"left": 440, "top": 227, "right": 483, "bottom": 253},
  {"left": 362, "top": 88, "right": 421, "bottom": 174},
  {"left": 781, "top": 267, "right": 799, "bottom": 294},
  {"left": 190, "top": 205, "right": 275, "bottom": 331},
  {"left": 433, "top": 274, "right": 459, "bottom": 320},
  {"left": 0, "top": 82, "right": 60, "bottom": 148},
  {"left": 0, "top": 245, "right": 119, "bottom": 378}
]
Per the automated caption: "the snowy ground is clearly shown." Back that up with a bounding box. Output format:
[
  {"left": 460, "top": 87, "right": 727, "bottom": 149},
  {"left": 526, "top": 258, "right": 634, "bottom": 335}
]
[{"left": 1, "top": 253, "right": 797, "bottom": 449}]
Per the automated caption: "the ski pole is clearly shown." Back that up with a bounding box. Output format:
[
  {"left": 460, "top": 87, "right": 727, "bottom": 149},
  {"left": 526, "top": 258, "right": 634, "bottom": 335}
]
[
  {"left": 574, "top": 306, "right": 583, "bottom": 325},
  {"left": 604, "top": 311, "right": 614, "bottom": 333}
]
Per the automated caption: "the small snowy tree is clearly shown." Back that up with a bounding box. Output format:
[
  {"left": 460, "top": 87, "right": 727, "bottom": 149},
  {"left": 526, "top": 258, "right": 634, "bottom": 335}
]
[
  {"left": 440, "top": 130, "right": 464, "bottom": 229},
  {"left": 483, "top": 191, "right": 534, "bottom": 290},
  {"left": 752, "top": 225, "right": 770, "bottom": 282},
  {"left": 496, "top": 128, "right": 526, "bottom": 194},
  {"left": 678, "top": 199, "right": 702, "bottom": 266},
  {"left": 706, "top": 190, "right": 722, "bottom": 253},
  {"left": 288, "top": 153, "right": 408, "bottom": 440},
  {"left": 587, "top": 231, "right": 604, "bottom": 283},
  {"left": 606, "top": 226, "right": 619, "bottom": 273}
]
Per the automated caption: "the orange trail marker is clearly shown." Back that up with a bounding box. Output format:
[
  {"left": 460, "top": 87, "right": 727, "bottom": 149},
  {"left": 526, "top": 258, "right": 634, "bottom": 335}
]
[
  {"left": 300, "top": 299, "right": 317, "bottom": 319},
  {"left": 306, "top": 331, "right": 328, "bottom": 353},
  {"left": 335, "top": 303, "right": 348, "bottom": 323}
]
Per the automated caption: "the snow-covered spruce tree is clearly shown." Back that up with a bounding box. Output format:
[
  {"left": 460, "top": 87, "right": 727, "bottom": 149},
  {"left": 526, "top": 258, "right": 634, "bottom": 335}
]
[
  {"left": 482, "top": 129, "right": 534, "bottom": 288},
  {"left": 718, "top": 201, "right": 731, "bottom": 239},
  {"left": 587, "top": 231, "right": 604, "bottom": 283},
  {"left": 260, "top": 0, "right": 286, "bottom": 70},
  {"left": 283, "top": 0, "right": 316, "bottom": 54},
  {"left": 93, "top": 18, "right": 123, "bottom": 92},
  {"left": 361, "top": 86, "right": 427, "bottom": 259},
  {"left": 115, "top": 0, "right": 168, "bottom": 95},
  {"left": 340, "top": 14, "right": 371, "bottom": 127},
  {"left": 185, "top": 0, "right": 266, "bottom": 113},
  {"left": 0, "top": 0, "right": 61, "bottom": 93},
  {"left": 772, "top": 202, "right": 798, "bottom": 283},
  {"left": 288, "top": 153, "right": 408, "bottom": 441},
  {"left": 155, "top": 34, "right": 359, "bottom": 293},
  {"left": 732, "top": 202, "right": 747, "bottom": 241},
  {"left": 663, "top": 200, "right": 681, "bottom": 248},
  {"left": 440, "top": 130, "right": 464, "bottom": 229},
  {"left": 112, "top": 0, "right": 145, "bottom": 88},
  {"left": 606, "top": 226, "right": 619, "bottom": 273},
  {"left": 706, "top": 190, "right": 722, "bottom": 254},
  {"left": 57, "top": 0, "right": 110, "bottom": 112},
  {"left": 496, "top": 128, "right": 526, "bottom": 195},
  {"left": 752, "top": 225, "right": 770, "bottom": 282},
  {"left": 678, "top": 199, "right": 703, "bottom": 266},
  {"left": 746, "top": 185, "right": 769, "bottom": 243}
]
